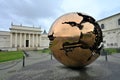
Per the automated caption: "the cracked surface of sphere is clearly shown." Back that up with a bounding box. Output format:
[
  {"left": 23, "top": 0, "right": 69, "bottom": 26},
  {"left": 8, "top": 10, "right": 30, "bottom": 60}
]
[{"left": 48, "top": 12, "right": 103, "bottom": 67}]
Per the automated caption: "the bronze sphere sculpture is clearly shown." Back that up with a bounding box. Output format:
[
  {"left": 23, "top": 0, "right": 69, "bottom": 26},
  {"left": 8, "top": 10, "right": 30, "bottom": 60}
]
[{"left": 48, "top": 12, "right": 103, "bottom": 68}]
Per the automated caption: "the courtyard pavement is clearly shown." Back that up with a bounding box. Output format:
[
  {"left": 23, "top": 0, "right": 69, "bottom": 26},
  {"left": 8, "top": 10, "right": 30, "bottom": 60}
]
[{"left": 0, "top": 51, "right": 120, "bottom": 80}]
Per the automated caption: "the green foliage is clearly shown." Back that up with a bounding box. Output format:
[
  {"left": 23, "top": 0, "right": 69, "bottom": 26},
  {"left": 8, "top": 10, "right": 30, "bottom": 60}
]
[
  {"left": 104, "top": 48, "right": 120, "bottom": 55},
  {"left": 0, "top": 51, "right": 23, "bottom": 63}
]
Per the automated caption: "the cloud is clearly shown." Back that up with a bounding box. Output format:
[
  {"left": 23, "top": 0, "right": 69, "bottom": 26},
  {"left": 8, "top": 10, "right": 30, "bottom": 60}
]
[
  {"left": 61, "top": 0, "right": 101, "bottom": 18},
  {"left": 61, "top": 0, "right": 120, "bottom": 20},
  {"left": 96, "top": 0, "right": 120, "bottom": 19},
  {"left": 1, "top": 0, "right": 62, "bottom": 18},
  {"left": 0, "top": 0, "right": 63, "bottom": 31},
  {"left": 0, "top": 0, "right": 120, "bottom": 31}
]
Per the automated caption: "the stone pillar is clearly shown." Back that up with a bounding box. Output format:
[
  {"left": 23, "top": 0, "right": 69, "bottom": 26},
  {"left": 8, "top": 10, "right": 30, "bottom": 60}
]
[
  {"left": 34, "top": 34, "right": 36, "bottom": 47},
  {"left": 39, "top": 34, "right": 41, "bottom": 47},
  {"left": 36, "top": 34, "right": 38, "bottom": 47},
  {"left": 32, "top": 34, "right": 34, "bottom": 47},
  {"left": 10, "top": 32, "right": 13, "bottom": 47},
  {"left": 15, "top": 33, "right": 17, "bottom": 47},
  {"left": 24, "top": 33, "right": 26, "bottom": 47},
  {"left": 19, "top": 33, "right": 22, "bottom": 48},
  {"left": 29, "top": 34, "right": 31, "bottom": 48}
]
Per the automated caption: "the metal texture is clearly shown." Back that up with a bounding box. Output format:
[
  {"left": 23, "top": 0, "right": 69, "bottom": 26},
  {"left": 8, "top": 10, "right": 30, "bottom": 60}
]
[{"left": 48, "top": 12, "right": 103, "bottom": 67}]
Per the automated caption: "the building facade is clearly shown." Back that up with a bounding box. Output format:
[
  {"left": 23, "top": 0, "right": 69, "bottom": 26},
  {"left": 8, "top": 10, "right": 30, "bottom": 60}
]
[
  {"left": 1, "top": 13, "right": 120, "bottom": 50},
  {"left": 0, "top": 31, "right": 10, "bottom": 50},
  {"left": 0, "top": 24, "right": 49, "bottom": 51},
  {"left": 40, "top": 30, "right": 50, "bottom": 48},
  {"left": 97, "top": 13, "right": 120, "bottom": 48}
]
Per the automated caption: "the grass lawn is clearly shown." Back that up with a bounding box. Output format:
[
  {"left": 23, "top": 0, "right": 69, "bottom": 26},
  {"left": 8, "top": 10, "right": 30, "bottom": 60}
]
[
  {"left": 104, "top": 48, "right": 120, "bottom": 55},
  {"left": 0, "top": 51, "right": 23, "bottom": 63}
]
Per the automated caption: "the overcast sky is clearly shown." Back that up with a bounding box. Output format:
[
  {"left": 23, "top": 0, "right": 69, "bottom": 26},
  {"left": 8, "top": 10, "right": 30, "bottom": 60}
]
[{"left": 0, "top": 0, "right": 120, "bottom": 32}]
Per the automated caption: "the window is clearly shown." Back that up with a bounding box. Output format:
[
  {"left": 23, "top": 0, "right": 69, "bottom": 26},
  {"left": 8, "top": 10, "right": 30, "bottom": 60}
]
[
  {"left": 114, "top": 43, "right": 118, "bottom": 46},
  {"left": 113, "top": 32, "right": 115, "bottom": 33},
  {"left": 118, "top": 19, "right": 120, "bottom": 25},
  {"left": 101, "top": 24, "right": 104, "bottom": 29},
  {"left": 111, "top": 43, "right": 113, "bottom": 46}
]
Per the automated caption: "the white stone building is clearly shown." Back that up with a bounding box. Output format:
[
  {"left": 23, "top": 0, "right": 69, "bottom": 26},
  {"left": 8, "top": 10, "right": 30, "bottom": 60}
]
[
  {"left": 40, "top": 30, "right": 49, "bottom": 48},
  {"left": 97, "top": 13, "right": 120, "bottom": 48},
  {"left": 0, "top": 31, "right": 10, "bottom": 50},
  {"left": 1, "top": 13, "right": 120, "bottom": 51},
  {"left": 0, "top": 24, "right": 49, "bottom": 51}
]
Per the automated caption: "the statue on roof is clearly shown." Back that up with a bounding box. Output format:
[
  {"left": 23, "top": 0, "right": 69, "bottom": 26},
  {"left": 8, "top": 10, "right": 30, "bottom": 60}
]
[{"left": 43, "top": 30, "right": 47, "bottom": 34}]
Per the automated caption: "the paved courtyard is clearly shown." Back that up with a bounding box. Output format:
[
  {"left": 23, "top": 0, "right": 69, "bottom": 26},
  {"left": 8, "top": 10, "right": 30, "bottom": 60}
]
[{"left": 0, "top": 51, "right": 120, "bottom": 80}]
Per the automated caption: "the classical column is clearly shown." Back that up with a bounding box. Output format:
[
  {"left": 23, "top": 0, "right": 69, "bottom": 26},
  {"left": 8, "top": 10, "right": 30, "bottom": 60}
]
[
  {"left": 15, "top": 33, "right": 17, "bottom": 47},
  {"left": 10, "top": 32, "right": 13, "bottom": 47},
  {"left": 34, "top": 34, "right": 36, "bottom": 47},
  {"left": 32, "top": 34, "right": 34, "bottom": 47},
  {"left": 19, "top": 33, "right": 22, "bottom": 48},
  {"left": 39, "top": 34, "right": 41, "bottom": 47},
  {"left": 29, "top": 34, "right": 31, "bottom": 48},
  {"left": 36, "top": 34, "right": 38, "bottom": 47},
  {"left": 24, "top": 33, "right": 26, "bottom": 47}
]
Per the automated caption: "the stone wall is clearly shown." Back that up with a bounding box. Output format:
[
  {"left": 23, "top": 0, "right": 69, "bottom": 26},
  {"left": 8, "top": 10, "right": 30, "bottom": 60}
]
[{"left": 98, "top": 13, "right": 120, "bottom": 48}]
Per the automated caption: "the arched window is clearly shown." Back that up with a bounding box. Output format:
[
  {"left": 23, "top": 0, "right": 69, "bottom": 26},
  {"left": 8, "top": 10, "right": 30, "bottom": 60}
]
[
  {"left": 101, "top": 24, "right": 104, "bottom": 29},
  {"left": 118, "top": 19, "right": 120, "bottom": 25}
]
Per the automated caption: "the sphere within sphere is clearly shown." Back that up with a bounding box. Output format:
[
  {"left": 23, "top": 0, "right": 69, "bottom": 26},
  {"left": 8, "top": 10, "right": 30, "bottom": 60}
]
[{"left": 48, "top": 12, "right": 103, "bottom": 67}]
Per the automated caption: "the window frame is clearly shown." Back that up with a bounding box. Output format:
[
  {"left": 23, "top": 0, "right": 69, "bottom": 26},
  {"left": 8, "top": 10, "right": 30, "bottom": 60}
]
[
  {"left": 101, "top": 24, "right": 105, "bottom": 29},
  {"left": 118, "top": 18, "right": 120, "bottom": 25}
]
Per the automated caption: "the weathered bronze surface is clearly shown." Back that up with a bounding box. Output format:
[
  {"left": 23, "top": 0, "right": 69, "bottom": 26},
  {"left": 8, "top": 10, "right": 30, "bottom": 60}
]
[{"left": 48, "top": 12, "right": 103, "bottom": 67}]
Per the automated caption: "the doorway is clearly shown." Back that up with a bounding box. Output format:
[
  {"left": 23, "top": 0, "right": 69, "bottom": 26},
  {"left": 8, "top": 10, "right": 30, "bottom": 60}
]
[{"left": 26, "top": 40, "right": 29, "bottom": 47}]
